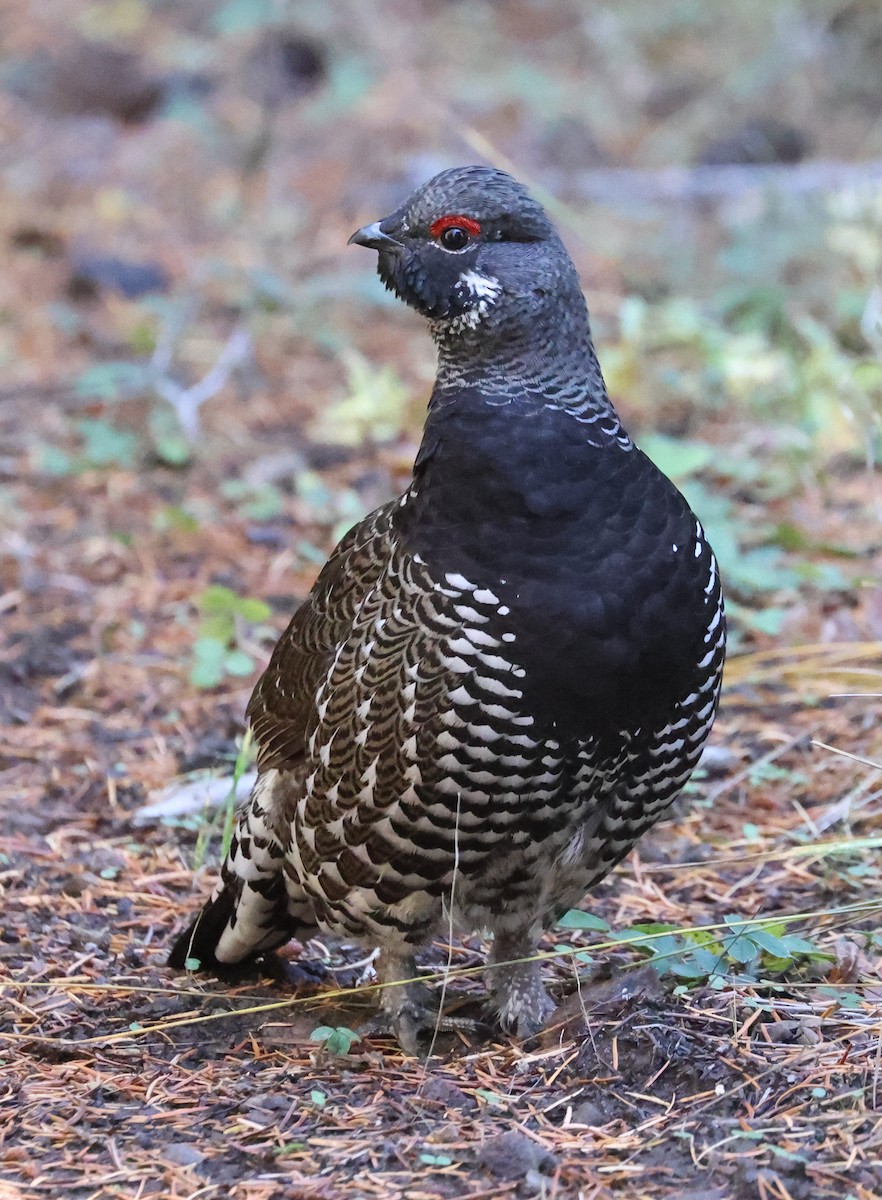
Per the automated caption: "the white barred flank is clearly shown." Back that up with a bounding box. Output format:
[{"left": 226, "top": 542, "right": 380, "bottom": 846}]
[{"left": 192, "top": 509, "right": 723, "bottom": 959}]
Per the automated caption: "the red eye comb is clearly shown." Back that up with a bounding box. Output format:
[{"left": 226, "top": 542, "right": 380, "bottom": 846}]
[{"left": 430, "top": 214, "right": 481, "bottom": 238}]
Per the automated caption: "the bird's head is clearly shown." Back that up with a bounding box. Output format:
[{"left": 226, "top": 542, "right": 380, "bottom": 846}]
[{"left": 349, "top": 165, "right": 583, "bottom": 342}]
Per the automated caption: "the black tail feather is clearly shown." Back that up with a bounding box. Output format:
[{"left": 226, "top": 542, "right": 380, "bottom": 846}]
[
  {"left": 168, "top": 771, "right": 314, "bottom": 974},
  {"left": 168, "top": 874, "right": 299, "bottom": 972},
  {"left": 168, "top": 887, "right": 239, "bottom": 970}
]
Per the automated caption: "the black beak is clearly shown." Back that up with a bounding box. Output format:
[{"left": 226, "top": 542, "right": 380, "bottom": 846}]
[{"left": 347, "top": 221, "right": 402, "bottom": 251}]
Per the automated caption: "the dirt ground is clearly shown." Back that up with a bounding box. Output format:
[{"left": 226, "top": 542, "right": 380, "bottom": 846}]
[{"left": 2, "top": 3, "right": 882, "bottom": 1198}]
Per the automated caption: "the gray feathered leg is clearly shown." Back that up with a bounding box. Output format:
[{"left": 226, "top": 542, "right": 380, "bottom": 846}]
[{"left": 486, "top": 929, "right": 556, "bottom": 1039}]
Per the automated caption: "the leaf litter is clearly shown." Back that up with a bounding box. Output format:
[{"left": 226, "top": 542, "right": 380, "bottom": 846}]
[{"left": 2, "top": 1, "right": 882, "bottom": 1197}]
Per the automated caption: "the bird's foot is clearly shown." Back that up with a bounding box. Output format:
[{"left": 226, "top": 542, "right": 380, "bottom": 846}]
[
  {"left": 359, "top": 979, "right": 482, "bottom": 1055},
  {"left": 490, "top": 981, "right": 557, "bottom": 1040},
  {"left": 359, "top": 1007, "right": 481, "bottom": 1056},
  {"left": 487, "top": 937, "right": 556, "bottom": 1040}
]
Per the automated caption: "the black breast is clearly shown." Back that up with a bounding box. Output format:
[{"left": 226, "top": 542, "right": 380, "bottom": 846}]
[{"left": 397, "top": 392, "right": 719, "bottom": 739}]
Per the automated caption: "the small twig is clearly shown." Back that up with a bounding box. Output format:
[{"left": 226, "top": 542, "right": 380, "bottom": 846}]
[
  {"left": 811, "top": 740, "right": 882, "bottom": 772},
  {"left": 152, "top": 326, "right": 252, "bottom": 440},
  {"left": 7, "top": 898, "right": 881, "bottom": 1049},
  {"left": 702, "top": 728, "right": 818, "bottom": 805},
  {"left": 423, "top": 792, "right": 462, "bottom": 1066}
]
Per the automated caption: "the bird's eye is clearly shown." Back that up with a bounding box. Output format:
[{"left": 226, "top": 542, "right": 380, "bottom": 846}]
[
  {"left": 430, "top": 214, "right": 481, "bottom": 251},
  {"left": 440, "top": 226, "right": 470, "bottom": 251}
]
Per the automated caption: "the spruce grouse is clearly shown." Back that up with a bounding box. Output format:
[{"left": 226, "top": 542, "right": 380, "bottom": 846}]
[{"left": 169, "top": 166, "right": 726, "bottom": 1051}]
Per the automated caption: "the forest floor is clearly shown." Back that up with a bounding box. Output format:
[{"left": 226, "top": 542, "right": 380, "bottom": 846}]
[{"left": 2, "top": 2, "right": 882, "bottom": 1198}]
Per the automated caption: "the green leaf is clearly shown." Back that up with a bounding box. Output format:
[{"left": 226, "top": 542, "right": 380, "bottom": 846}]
[
  {"left": 644, "top": 934, "right": 681, "bottom": 958},
  {"left": 612, "top": 923, "right": 681, "bottom": 952},
  {"left": 129, "top": 321, "right": 157, "bottom": 355},
  {"left": 729, "top": 547, "right": 801, "bottom": 593},
  {"left": 76, "top": 418, "right": 138, "bottom": 468},
  {"left": 693, "top": 946, "right": 724, "bottom": 971},
  {"left": 625, "top": 922, "right": 681, "bottom": 936},
  {"left": 38, "top": 445, "right": 75, "bottom": 476},
  {"left": 222, "top": 480, "right": 284, "bottom": 521},
  {"left": 553, "top": 944, "right": 594, "bottom": 964},
  {"left": 224, "top": 648, "right": 255, "bottom": 676},
  {"left": 198, "top": 586, "right": 270, "bottom": 624},
  {"left": 726, "top": 600, "right": 789, "bottom": 636},
  {"left": 212, "top": 0, "right": 273, "bottom": 35},
  {"left": 183, "top": 957, "right": 202, "bottom": 971},
  {"left": 792, "top": 560, "right": 850, "bottom": 590},
  {"left": 847, "top": 863, "right": 878, "bottom": 878},
  {"left": 190, "top": 637, "right": 228, "bottom": 689},
  {"left": 309, "top": 1025, "right": 359, "bottom": 1055},
  {"left": 760, "top": 921, "right": 787, "bottom": 938},
  {"left": 749, "top": 930, "right": 792, "bottom": 960},
  {"left": 768, "top": 1145, "right": 807, "bottom": 1164},
  {"left": 199, "top": 585, "right": 239, "bottom": 615},
  {"left": 274, "top": 1140, "right": 307, "bottom": 1157},
  {"left": 200, "top": 613, "right": 235, "bottom": 643},
  {"left": 310, "top": 1089, "right": 326, "bottom": 1107},
  {"left": 236, "top": 596, "right": 272, "bottom": 622},
  {"left": 149, "top": 406, "right": 192, "bottom": 467},
  {"left": 672, "top": 947, "right": 722, "bottom": 977},
  {"left": 669, "top": 957, "right": 712, "bottom": 979},
  {"left": 154, "top": 505, "right": 199, "bottom": 534},
  {"left": 640, "top": 434, "right": 716, "bottom": 481},
  {"left": 309, "top": 1025, "right": 336, "bottom": 1042},
  {"left": 326, "top": 1027, "right": 359, "bottom": 1055},
  {"left": 313, "top": 351, "right": 409, "bottom": 445},
  {"left": 75, "top": 361, "right": 146, "bottom": 400},
  {"left": 762, "top": 956, "right": 792, "bottom": 973},
  {"left": 780, "top": 935, "right": 820, "bottom": 957},
  {"left": 556, "top": 910, "right": 610, "bottom": 932},
  {"left": 725, "top": 935, "right": 759, "bottom": 964}
]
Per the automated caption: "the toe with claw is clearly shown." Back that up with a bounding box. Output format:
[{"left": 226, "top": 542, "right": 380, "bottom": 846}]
[{"left": 359, "top": 950, "right": 483, "bottom": 1054}]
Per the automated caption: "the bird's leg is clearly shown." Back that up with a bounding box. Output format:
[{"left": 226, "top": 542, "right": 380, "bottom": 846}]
[
  {"left": 359, "top": 947, "right": 481, "bottom": 1054},
  {"left": 486, "top": 929, "right": 556, "bottom": 1039},
  {"left": 359, "top": 948, "right": 432, "bottom": 1055}
]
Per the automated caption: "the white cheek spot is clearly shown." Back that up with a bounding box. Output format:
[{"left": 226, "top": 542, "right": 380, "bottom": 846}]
[
  {"left": 447, "top": 271, "right": 503, "bottom": 333},
  {"left": 458, "top": 270, "right": 502, "bottom": 301}
]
